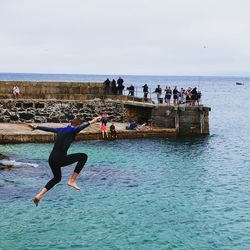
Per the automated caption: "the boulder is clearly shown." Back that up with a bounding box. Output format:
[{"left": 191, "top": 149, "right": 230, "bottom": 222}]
[
  {"left": 19, "top": 112, "right": 35, "bottom": 120},
  {"left": 10, "top": 114, "right": 19, "bottom": 121}
]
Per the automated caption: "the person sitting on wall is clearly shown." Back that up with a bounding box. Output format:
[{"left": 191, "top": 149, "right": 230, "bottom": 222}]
[
  {"left": 13, "top": 85, "right": 20, "bottom": 99},
  {"left": 100, "top": 123, "right": 108, "bottom": 139},
  {"left": 100, "top": 111, "right": 108, "bottom": 139},
  {"left": 138, "top": 120, "right": 153, "bottom": 130},
  {"left": 109, "top": 121, "right": 117, "bottom": 139},
  {"left": 127, "top": 84, "right": 135, "bottom": 96},
  {"left": 138, "top": 122, "right": 149, "bottom": 130},
  {"left": 126, "top": 120, "right": 137, "bottom": 130}
]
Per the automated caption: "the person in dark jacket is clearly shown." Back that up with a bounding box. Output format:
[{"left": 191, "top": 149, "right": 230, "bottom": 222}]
[
  {"left": 164, "top": 86, "right": 172, "bottom": 106},
  {"left": 117, "top": 77, "right": 125, "bottom": 95},
  {"left": 109, "top": 121, "right": 117, "bottom": 139},
  {"left": 173, "top": 86, "right": 179, "bottom": 106},
  {"left": 28, "top": 116, "right": 101, "bottom": 206},
  {"left": 142, "top": 84, "right": 149, "bottom": 101},
  {"left": 154, "top": 85, "right": 162, "bottom": 103},
  {"left": 111, "top": 79, "right": 117, "bottom": 95},
  {"left": 191, "top": 87, "right": 198, "bottom": 106},
  {"left": 127, "top": 84, "right": 135, "bottom": 96},
  {"left": 104, "top": 78, "right": 111, "bottom": 94}
]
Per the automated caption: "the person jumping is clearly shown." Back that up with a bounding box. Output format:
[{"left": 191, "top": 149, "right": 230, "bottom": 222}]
[{"left": 28, "top": 116, "right": 101, "bottom": 206}]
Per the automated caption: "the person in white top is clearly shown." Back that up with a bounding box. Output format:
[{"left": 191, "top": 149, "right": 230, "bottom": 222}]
[{"left": 12, "top": 86, "right": 20, "bottom": 99}]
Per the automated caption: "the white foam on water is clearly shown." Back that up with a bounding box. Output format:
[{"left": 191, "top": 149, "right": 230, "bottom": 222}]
[{"left": 0, "top": 160, "right": 38, "bottom": 168}]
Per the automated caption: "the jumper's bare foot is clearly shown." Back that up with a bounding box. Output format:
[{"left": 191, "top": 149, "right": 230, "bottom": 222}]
[
  {"left": 33, "top": 197, "right": 40, "bottom": 207},
  {"left": 67, "top": 180, "right": 80, "bottom": 191}
]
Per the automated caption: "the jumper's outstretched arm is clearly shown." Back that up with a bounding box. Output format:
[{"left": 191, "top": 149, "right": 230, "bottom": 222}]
[{"left": 28, "top": 124, "right": 58, "bottom": 133}]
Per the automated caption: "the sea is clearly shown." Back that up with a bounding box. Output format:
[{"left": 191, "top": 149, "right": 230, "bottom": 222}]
[{"left": 0, "top": 73, "right": 250, "bottom": 250}]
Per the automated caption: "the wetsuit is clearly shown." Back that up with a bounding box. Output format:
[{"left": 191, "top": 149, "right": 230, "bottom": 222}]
[{"left": 35, "top": 122, "right": 90, "bottom": 190}]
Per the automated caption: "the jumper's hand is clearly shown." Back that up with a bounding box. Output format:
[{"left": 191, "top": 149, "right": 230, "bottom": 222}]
[
  {"left": 28, "top": 124, "right": 37, "bottom": 130},
  {"left": 90, "top": 116, "right": 102, "bottom": 124}
]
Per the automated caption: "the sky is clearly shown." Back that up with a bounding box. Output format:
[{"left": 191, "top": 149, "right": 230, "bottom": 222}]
[{"left": 0, "top": 0, "right": 250, "bottom": 76}]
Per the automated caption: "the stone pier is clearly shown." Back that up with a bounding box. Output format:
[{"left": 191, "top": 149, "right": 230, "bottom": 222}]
[
  {"left": 151, "top": 105, "right": 210, "bottom": 135},
  {"left": 0, "top": 80, "right": 211, "bottom": 142}
]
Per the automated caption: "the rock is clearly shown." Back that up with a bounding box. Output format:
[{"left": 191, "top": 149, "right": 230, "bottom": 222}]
[
  {"left": 50, "top": 117, "right": 60, "bottom": 123},
  {"left": 15, "top": 102, "right": 22, "bottom": 108},
  {"left": 19, "top": 112, "right": 35, "bottom": 120},
  {"left": 3, "top": 110, "right": 11, "bottom": 116},
  {"left": 23, "top": 103, "right": 34, "bottom": 109},
  {"left": 0, "top": 153, "right": 9, "bottom": 160},
  {"left": 2, "top": 117, "right": 11, "bottom": 123},
  {"left": 10, "top": 114, "right": 19, "bottom": 121},
  {"left": 34, "top": 117, "right": 46, "bottom": 123},
  {"left": 35, "top": 103, "right": 45, "bottom": 109},
  {"left": 0, "top": 99, "right": 128, "bottom": 124}
]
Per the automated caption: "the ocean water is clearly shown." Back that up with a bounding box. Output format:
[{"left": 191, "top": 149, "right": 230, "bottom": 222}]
[{"left": 0, "top": 73, "right": 250, "bottom": 250}]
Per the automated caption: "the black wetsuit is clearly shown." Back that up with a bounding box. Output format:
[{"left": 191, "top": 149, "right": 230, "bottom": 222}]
[{"left": 36, "top": 122, "right": 90, "bottom": 191}]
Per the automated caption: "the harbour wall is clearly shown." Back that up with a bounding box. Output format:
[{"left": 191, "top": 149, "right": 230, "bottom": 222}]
[
  {"left": 0, "top": 99, "right": 128, "bottom": 123},
  {"left": 0, "top": 80, "right": 211, "bottom": 136},
  {"left": 0, "top": 99, "right": 210, "bottom": 136},
  {"left": 0, "top": 80, "right": 143, "bottom": 102},
  {"left": 122, "top": 102, "right": 210, "bottom": 135},
  {"left": 0, "top": 80, "right": 103, "bottom": 100}
]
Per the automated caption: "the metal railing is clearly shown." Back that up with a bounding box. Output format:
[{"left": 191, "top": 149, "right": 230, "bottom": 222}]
[{"left": 122, "top": 86, "right": 202, "bottom": 106}]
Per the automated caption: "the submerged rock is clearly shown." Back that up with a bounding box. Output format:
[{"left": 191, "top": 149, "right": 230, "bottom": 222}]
[
  {"left": 0, "top": 159, "right": 38, "bottom": 170},
  {"left": 0, "top": 153, "right": 9, "bottom": 160}
]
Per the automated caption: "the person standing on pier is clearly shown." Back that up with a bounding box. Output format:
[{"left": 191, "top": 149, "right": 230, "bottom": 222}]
[
  {"left": 28, "top": 116, "right": 101, "bottom": 206},
  {"left": 154, "top": 85, "right": 162, "bottom": 104},
  {"left": 164, "top": 86, "right": 172, "bottom": 106},
  {"left": 143, "top": 84, "right": 149, "bottom": 101},
  {"left": 103, "top": 78, "right": 111, "bottom": 95},
  {"left": 173, "top": 86, "right": 179, "bottom": 105},
  {"left": 111, "top": 79, "right": 117, "bottom": 95},
  {"left": 117, "top": 77, "right": 125, "bottom": 95},
  {"left": 12, "top": 85, "right": 20, "bottom": 99}
]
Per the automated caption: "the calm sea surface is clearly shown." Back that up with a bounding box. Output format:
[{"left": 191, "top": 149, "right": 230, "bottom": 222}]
[{"left": 0, "top": 73, "right": 250, "bottom": 250}]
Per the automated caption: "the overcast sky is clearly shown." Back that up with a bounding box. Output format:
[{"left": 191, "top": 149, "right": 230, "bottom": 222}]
[{"left": 0, "top": 0, "right": 250, "bottom": 76}]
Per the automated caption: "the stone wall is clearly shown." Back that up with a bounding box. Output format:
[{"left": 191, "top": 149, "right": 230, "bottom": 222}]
[
  {"left": 151, "top": 105, "right": 210, "bottom": 135},
  {"left": 0, "top": 98, "right": 211, "bottom": 135},
  {"left": 0, "top": 99, "right": 128, "bottom": 123},
  {"left": 0, "top": 81, "right": 103, "bottom": 99},
  {"left": 151, "top": 106, "right": 176, "bottom": 128},
  {"left": 0, "top": 80, "right": 145, "bottom": 102}
]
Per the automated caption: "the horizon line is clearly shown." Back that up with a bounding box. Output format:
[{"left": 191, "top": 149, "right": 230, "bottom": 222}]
[{"left": 0, "top": 71, "right": 250, "bottom": 78}]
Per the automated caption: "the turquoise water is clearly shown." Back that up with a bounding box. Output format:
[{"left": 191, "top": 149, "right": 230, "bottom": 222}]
[{"left": 1, "top": 74, "right": 250, "bottom": 249}]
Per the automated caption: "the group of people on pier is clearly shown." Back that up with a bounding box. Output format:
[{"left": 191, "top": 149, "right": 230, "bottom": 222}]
[
  {"left": 103, "top": 78, "right": 201, "bottom": 106},
  {"left": 153, "top": 85, "right": 201, "bottom": 106},
  {"left": 103, "top": 77, "right": 125, "bottom": 95}
]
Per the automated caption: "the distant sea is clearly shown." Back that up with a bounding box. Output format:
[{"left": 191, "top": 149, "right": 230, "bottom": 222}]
[{"left": 0, "top": 73, "right": 250, "bottom": 250}]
